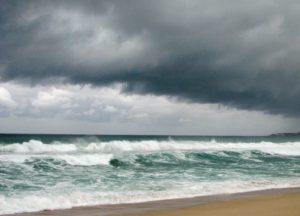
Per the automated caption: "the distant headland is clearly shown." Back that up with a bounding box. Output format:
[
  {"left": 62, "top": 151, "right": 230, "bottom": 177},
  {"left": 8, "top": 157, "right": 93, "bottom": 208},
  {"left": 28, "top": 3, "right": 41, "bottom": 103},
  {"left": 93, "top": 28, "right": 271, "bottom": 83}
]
[{"left": 270, "top": 132, "right": 300, "bottom": 137}]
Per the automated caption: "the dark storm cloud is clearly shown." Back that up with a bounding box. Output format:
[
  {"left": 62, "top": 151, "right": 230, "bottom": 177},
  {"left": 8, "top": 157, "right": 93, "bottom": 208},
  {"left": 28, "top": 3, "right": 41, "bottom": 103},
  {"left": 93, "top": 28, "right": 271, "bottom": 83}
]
[{"left": 1, "top": 0, "right": 300, "bottom": 116}]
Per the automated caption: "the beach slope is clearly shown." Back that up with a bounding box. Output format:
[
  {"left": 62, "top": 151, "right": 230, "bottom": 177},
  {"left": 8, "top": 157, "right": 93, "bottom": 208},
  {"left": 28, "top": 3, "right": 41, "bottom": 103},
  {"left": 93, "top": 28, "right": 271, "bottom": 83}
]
[
  {"left": 4, "top": 189, "right": 300, "bottom": 216},
  {"left": 134, "top": 192, "right": 300, "bottom": 216}
]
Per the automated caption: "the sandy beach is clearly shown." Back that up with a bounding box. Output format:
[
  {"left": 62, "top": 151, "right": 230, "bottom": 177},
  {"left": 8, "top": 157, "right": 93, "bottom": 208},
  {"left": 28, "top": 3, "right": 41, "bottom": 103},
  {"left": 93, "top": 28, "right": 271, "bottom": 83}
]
[
  {"left": 2, "top": 0, "right": 300, "bottom": 215},
  {"left": 3, "top": 188, "right": 300, "bottom": 216},
  {"left": 136, "top": 190, "right": 300, "bottom": 216}
]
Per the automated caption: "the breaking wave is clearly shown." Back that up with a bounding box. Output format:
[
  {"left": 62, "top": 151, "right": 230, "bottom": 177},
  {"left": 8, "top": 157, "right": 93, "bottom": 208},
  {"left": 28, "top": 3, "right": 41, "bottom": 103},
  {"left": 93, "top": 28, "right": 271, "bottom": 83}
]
[
  {"left": 1, "top": 139, "right": 300, "bottom": 155},
  {"left": 1, "top": 136, "right": 300, "bottom": 214}
]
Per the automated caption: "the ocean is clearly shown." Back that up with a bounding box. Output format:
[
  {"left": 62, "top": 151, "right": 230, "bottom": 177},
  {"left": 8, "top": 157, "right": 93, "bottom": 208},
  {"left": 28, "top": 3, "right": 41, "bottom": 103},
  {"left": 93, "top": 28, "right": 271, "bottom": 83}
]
[{"left": 0, "top": 134, "right": 300, "bottom": 214}]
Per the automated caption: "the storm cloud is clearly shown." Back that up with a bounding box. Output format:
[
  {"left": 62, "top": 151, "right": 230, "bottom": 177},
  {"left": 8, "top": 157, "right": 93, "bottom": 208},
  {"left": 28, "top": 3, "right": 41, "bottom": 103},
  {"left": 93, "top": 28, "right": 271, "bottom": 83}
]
[{"left": 1, "top": 0, "right": 300, "bottom": 116}]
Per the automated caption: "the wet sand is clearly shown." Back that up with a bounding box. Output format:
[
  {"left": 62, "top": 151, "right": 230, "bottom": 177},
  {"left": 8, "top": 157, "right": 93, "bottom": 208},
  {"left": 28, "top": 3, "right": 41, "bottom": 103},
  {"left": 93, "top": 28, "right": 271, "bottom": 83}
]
[
  {"left": 3, "top": 187, "right": 300, "bottom": 216},
  {"left": 134, "top": 190, "right": 300, "bottom": 216}
]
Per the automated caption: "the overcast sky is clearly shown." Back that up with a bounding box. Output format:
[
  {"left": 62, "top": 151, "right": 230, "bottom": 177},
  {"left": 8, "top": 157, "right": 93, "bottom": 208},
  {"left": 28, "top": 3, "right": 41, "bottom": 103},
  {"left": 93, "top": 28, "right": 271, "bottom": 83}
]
[{"left": 0, "top": 0, "right": 299, "bottom": 135}]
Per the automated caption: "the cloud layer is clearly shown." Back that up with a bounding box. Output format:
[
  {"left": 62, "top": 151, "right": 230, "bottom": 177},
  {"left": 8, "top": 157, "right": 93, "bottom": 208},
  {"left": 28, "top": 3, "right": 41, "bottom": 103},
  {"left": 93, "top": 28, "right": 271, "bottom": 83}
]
[
  {"left": 1, "top": 0, "right": 300, "bottom": 116},
  {"left": 1, "top": 82, "right": 299, "bottom": 135}
]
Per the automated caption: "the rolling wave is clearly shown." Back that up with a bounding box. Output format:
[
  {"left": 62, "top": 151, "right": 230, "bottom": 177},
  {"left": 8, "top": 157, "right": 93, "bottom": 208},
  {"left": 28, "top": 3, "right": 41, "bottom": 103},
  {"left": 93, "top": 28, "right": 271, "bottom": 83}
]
[
  {"left": 1, "top": 139, "right": 300, "bottom": 155},
  {"left": 1, "top": 137, "right": 300, "bottom": 214}
]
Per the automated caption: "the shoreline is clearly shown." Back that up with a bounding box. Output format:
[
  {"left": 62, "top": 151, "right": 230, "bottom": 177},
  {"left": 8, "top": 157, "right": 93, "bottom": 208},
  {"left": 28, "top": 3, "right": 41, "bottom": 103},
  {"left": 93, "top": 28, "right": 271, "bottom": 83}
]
[{"left": 2, "top": 187, "right": 300, "bottom": 216}]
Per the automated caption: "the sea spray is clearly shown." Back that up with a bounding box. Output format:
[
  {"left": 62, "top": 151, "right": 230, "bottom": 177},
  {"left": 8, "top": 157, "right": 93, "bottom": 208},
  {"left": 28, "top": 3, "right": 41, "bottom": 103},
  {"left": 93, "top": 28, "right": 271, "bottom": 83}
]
[{"left": 0, "top": 134, "right": 300, "bottom": 214}]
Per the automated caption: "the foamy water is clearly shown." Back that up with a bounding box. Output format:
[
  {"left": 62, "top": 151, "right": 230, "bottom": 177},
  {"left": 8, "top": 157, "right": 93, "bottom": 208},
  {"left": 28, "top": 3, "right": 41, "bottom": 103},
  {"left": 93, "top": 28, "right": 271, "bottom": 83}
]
[{"left": 0, "top": 135, "right": 300, "bottom": 214}]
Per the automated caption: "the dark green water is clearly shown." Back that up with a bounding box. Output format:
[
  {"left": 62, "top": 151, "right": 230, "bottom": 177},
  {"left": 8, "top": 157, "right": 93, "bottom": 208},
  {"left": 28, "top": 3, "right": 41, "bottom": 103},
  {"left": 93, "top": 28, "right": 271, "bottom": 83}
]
[{"left": 0, "top": 134, "right": 300, "bottom": 214}]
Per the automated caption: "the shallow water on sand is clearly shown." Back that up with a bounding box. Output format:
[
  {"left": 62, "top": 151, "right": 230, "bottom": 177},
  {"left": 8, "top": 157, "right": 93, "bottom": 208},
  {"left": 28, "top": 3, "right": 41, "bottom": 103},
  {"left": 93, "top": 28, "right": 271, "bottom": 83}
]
[{"left": 1, "top": 134, "right": 300, "bottom": 214}]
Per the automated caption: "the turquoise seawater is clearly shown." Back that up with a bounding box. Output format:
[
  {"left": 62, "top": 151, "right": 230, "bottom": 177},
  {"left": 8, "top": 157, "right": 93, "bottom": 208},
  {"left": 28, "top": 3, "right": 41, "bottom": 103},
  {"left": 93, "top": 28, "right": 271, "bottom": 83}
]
[{"left": 0, "top": 134, "right": 300, "bottom": 214}]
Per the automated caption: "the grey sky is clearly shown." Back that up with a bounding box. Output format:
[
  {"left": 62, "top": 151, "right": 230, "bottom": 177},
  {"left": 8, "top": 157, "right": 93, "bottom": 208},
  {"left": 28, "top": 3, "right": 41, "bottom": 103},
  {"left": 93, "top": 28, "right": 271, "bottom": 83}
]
[{"left": 0, "top": 0, "right": 299, "bottom": 135}]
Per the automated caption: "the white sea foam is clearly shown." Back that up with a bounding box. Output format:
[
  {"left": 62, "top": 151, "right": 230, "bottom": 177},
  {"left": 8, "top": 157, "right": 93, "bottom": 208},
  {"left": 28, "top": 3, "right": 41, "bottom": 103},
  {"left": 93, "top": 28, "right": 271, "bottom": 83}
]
[
  {"left": 84, "top": 140, "right": 300, "bottom": 156},
  {"left": 53, "top": 154, "right": 113, "bottom": 166},
  {"left": 0, "top": 154, "right": 31, "bottom": 163},
  {"left": 1, "top": 139, "right": 300, "bottom": 155},
  {"left": 0, "top": 153, "right": 113, "bottom": 166},
  {"left": 0, "top": 178, "right": 299, "bottom": 215},
  {"left": 1, "top": 138, "right": 300, "bottom": 214},
  {"left": 0, "top": 140, "right": 77, "bottom": 153}
]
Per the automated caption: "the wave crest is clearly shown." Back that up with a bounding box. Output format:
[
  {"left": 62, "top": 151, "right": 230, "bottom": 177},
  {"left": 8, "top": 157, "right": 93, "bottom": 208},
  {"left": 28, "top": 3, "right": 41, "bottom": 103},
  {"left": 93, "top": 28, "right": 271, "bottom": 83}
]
[
  {"left": 0, "top": 140, "right": 77, "bottom": 153},
  {"left": 1, "top": 139, "right": 300, "bottom": 156}
]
